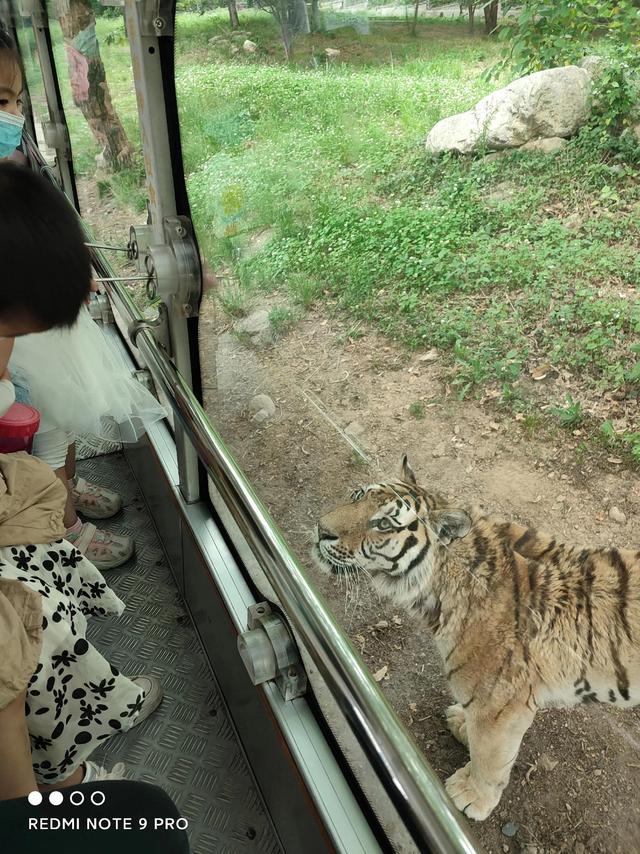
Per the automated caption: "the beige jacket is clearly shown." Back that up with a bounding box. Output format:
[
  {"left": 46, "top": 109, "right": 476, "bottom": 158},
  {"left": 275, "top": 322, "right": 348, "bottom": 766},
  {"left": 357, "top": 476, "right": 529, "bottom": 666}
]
[
  {"left": 0, "top": 452, "right": 66, "bottom": 547},
  {"left": 0, "top": 453, "right": 66, "bottom": 709},
  {"left": 0, "top": 580, "right": 42, "bottom": 710}
]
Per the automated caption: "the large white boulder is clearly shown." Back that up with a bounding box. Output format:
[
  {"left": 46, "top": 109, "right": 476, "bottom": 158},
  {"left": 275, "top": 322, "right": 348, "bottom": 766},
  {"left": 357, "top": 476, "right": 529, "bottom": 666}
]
[{"left": 426, "top": 66, "right": 591, "bottom": 155}]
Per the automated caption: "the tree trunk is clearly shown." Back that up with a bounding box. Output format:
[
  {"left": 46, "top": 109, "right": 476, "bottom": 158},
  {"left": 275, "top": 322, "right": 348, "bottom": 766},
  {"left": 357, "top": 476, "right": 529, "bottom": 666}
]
[
  {"left": 468, "top": 2, "right": 475, "bottom": 33},
  {"left": 484, "top": 0, "right": 498, "bottom": 35},
  {"left": 310, "top": 0, "right": 321, "bottom": 32},
  {"left": 411, "top": 0, "right": 420, "bottom": 36},
  {"left": 227, "top": 0, "right": 240, "bottom": 29},
  {"left": 291, "top": 0, "right": 310, "bottom": 35},
  {"left": 275, "top": 9, "right": 294, "bottom": 60},
  {"left": 57, "top": 0, "right": 134, "bottom": 172}
]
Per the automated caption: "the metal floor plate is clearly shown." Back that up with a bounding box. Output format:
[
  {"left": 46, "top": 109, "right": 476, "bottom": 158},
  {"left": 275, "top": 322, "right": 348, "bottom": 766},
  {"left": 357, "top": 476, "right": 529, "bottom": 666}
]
[{"left": 81, "top": 452, "right": 282, "bottom": 854}]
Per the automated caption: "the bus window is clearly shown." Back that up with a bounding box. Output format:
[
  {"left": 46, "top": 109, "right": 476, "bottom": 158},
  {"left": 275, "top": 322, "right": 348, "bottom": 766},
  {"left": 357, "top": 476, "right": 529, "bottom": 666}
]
[
  {"left": 172, "top": 3, "right": 640, "bottom": 849},
  {"left": 12, "top": 16, "right": 54, "bottom": 165},
  {"left": 44, "top": 0, "right": 143, "bottom": 302}
]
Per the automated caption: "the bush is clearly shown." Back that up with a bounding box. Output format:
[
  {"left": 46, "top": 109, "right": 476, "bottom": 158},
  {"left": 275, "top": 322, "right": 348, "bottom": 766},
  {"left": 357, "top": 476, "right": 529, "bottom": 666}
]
[
  {"left": 494, "top": 1, "right": 640, "bottom": 134},
  {"left": 497, "top": 0, "right": 640, "bottom": 77}
]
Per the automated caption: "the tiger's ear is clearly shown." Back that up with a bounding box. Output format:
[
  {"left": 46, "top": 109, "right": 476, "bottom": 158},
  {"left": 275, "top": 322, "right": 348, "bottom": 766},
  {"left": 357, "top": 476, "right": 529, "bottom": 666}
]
[
  {"left": 400, "top": 454, "right": 417, "bottom": 486},
  {"left": 433, "top": 510, "right": 472, "bottom": 545}
]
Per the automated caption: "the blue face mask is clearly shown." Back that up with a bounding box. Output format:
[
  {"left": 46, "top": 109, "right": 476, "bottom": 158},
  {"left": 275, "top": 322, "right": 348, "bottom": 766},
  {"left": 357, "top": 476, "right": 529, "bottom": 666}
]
[{"left": 0, "top": 111, "right": 25, "bottom": 159}]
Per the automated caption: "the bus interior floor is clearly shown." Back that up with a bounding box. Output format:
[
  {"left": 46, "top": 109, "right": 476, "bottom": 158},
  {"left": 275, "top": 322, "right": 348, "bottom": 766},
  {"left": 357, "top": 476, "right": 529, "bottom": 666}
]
[{"left": 80, "top": 451, "right": 282, "bottom": 854}]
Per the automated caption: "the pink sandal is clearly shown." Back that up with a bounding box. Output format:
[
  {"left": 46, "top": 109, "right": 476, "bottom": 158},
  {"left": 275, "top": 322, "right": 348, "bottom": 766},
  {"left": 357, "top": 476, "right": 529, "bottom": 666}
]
[
  {"left": 71, "top": 476, "right": 123, "bottom": 520},
  {"left": 65, "top": 521, "right": 134, "bottom": 571}
]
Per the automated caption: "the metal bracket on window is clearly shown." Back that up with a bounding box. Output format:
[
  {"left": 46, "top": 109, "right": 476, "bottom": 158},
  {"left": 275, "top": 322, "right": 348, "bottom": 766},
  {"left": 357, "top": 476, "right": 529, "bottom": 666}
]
[
  {"left": 238, "top": 602, "right": 308, "bottom": 702},
  {"left": 100, "top": 0, "right": 171, "bottom": 34},
  {"left": 128, "top": 302, "right": 172, "bottom": 357},
  {"left": 42, "top": 121, "right": 71, "bottom": 160},
  {"left": 87, "top": 294, "right": 114, "bottom": 325},
  {"left": 141, "top": 0, "right": 174, "bottom": 36},
  {"left": 132, "top": 368, "right": 158, "bottom": 398},
  {"left": 17, "top": 0, "right": 44, "bottom": 27},
  {"left": 129, "top": 218, "right": 200, "bottom": 318}
]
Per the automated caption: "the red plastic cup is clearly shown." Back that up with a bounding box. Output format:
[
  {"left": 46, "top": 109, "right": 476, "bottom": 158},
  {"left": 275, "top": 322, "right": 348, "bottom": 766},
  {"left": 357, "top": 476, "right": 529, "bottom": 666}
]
[{"left": 0, "top": 403, "right": 41, "bottom": 454}]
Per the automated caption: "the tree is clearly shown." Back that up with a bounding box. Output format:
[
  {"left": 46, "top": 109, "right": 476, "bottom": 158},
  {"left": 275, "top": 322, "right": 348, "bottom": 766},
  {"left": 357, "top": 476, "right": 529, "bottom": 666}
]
[
  {"left": 227, "top": 0, "right": 240, "bottom": 29},
  {"left": 484, "top": 0, "right": 498, "bottom": 35},
  {"left": 57, "top": 0, "right": 134, "bottom": 171},
  {"left": 254, "top": 0, "right": 309, "bottom": 59},
  {"left": 460, "top": 1, "right": 478, "bottom": 33},
  {"left": 310, "top": 0, "right": 321, "bottom": 33},
  {"left": 410, "top": 0, "right": 420, "bottom": 37}
]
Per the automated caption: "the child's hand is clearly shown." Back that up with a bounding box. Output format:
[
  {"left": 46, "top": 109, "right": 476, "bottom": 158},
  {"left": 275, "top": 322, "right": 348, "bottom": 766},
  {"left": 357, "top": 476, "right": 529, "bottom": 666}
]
[
  {"left": 1, "top": 369, "right": 10, "bottom": 381},
  {"left": 200, "top": 256, "right": 218, "bottom": 294},
  {"left": 85, "top": 279, "right": 101, "bottom": 306}
]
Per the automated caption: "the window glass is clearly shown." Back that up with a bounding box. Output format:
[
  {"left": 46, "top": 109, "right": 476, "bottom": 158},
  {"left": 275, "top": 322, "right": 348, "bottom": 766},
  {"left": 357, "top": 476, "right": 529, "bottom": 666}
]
[
  {"left": 44, "top": 0, "right": 146, "bottom": 304},
  {"left": 187, "top": 4, "right": 635, "bottom": 850},
  {"left": 9, "top": 5, "right": 640, "bottom": 848},
  {"left": 12, "top": 16, "right": 55, "bottom": 164}
]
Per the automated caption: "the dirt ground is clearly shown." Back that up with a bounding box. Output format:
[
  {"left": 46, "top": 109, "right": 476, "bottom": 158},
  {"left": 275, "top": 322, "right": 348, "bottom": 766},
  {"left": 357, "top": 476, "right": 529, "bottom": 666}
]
[
  {"left": 198, "top": 293, "right": 640, "bottom": 854},
  {"left": 79, "top": 181, "right": 640, "bottom": 854}
]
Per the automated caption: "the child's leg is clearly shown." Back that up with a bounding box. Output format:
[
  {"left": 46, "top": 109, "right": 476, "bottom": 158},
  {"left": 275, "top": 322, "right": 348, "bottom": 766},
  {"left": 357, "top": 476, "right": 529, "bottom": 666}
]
[
  {"left": 32, "top": 430, "right": 133, "bottom": 569},
  {"left": 64, "top": 439, "right": 76, "bottom": 482},
  {"left": 0, "top": 690, "right": 37, "bottom": 800},
  {"left": 66, "top": 439, "right": 123, "bottom": 520},
  {"left": 31, "top": 428, "right": 77, "bottom": 528}
]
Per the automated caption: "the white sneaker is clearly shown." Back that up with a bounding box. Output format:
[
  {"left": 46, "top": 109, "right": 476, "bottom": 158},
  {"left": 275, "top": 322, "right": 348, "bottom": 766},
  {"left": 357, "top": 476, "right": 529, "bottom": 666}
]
[
  {"left": 130, "top": 675, "right": 164, "bottom": 727},
  {"left": 83, "top": 761, "right": 127, "bottom": 782}
]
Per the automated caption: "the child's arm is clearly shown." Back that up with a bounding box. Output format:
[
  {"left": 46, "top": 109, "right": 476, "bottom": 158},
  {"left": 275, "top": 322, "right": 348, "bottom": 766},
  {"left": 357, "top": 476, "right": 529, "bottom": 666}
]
[
  {"left": 0, "top": 338, "right": 13, "bottom": 379},
  {"left": 0, "top": 340, "right": 15, "bottom": 415}
]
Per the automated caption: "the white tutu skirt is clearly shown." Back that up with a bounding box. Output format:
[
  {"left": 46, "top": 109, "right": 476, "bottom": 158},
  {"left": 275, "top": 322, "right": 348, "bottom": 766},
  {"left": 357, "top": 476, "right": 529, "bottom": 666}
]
[{"left": 10, "top": 307, "right": 166, "bottom": 443}]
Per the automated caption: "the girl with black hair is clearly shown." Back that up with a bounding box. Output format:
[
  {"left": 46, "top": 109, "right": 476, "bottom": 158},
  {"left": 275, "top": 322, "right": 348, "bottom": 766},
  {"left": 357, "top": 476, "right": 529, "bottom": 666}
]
[{"left": 0, "top": 30, "right": 166, "bottom": 571}]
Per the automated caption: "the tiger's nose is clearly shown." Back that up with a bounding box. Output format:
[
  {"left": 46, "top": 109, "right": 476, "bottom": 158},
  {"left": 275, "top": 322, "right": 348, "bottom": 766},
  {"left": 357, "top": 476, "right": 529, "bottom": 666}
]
[{"left": 315, "top": 522, "right": 337, "bottom": 543}]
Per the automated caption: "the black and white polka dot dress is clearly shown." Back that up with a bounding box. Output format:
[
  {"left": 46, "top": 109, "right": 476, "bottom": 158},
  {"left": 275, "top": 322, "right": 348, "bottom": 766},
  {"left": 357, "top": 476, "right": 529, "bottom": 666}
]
[{"left": 0, "top": 540, "right": 144, "bottom": 783}]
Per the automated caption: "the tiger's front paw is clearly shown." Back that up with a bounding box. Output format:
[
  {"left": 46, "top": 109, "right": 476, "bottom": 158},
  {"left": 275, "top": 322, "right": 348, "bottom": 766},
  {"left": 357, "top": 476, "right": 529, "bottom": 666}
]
[
  {"left": 445, "top": 703, "right": 469, "bottom": 748},
  {"left": 445, "top": 762, "right": 502, "bottom": 821}
]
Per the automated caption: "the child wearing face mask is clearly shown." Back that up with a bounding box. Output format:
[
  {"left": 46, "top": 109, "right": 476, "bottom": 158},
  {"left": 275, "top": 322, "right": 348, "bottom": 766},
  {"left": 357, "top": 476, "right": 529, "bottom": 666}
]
[{"left": 0, "top": 30, "right": 167, "bottom": 571}]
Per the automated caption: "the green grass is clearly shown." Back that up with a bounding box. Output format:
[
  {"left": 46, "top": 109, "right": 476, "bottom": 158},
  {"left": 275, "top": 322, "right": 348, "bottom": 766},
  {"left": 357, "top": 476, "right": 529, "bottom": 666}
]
[
  {"left": 40, "top": 9, "right": 639, "bottom": 462},
  {"left": 219, "top": 282, "right": 251, "bottom": 317},
  {"left": 409, "top": 401, "right": 426, "bottom": 419},
  {"left": 268, "top": 305, "right": 298, "bottom": 336}
]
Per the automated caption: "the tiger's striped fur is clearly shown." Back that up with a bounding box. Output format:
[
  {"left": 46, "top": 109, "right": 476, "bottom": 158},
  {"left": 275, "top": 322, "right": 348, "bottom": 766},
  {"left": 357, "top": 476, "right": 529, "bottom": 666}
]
[{"left": 313, "top": 456, "right": 640, "bottom": 821}]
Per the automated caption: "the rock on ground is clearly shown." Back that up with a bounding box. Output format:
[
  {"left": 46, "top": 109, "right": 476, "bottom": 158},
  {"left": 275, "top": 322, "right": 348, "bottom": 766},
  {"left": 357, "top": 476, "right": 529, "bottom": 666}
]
[
  {"left": 426, "top": 66, "right": 591, "bottom": 155},
  {"left": 519, "top": 136, "right": 567, "bottom": 154},
  {"left": 608, "top": 506, "right": 627, "bottom": 525},
  {"left": 249, "top": 394, "right": 276, "bottom": 423},
  {"left": 236, "top": 309, "right": 273, "bottom": 348}
]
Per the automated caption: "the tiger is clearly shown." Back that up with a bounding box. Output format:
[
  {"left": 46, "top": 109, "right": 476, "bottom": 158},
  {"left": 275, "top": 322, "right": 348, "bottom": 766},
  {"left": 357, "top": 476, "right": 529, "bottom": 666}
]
[{"left": 313, "top": 455, "right": 640, "bottom": 821}]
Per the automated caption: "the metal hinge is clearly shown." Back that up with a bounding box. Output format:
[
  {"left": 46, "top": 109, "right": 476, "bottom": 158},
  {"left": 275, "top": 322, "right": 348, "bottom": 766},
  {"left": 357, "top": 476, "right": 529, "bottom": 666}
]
[
  {"left": 128, "top": 301, "right": 172, "bottom": 358},
  {"left": 87, "top": 294, "right": 114, "bottom": 325},
  {"left": 42, "top": 121, "right": 71, "bottom": 160},
  {"left": 105, "top": 0, "right": 173, "bottom": 36},
  {"left": 238, "top": 602, "right": 307, "bottom": 701},
  {"left": 17, "top": 0, "right": 43, "bottom": 24},
  {"left": 132, "top": 369, "right": 158, "bottom": 399},
  {"left": 129, "top": 219, "right": 200, "bottom": 319}
]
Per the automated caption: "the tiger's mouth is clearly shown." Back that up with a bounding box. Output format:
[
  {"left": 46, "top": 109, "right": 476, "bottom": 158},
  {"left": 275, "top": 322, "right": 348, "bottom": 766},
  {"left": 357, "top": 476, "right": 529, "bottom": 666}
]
[{"left": 313, "top": 527, "right": 358, "bottom": 576}]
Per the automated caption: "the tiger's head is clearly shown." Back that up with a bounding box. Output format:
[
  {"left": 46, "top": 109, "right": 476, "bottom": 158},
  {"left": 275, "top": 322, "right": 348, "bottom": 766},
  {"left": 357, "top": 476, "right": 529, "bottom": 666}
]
[{"left": 313, "top": 456, "right": 472, "bottom": 612}]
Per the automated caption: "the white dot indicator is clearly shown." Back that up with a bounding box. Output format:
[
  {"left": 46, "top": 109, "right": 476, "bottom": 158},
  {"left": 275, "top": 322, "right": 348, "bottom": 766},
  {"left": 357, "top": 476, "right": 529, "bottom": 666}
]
[
  {"left": 27, "top": 791, "right": 43, "bottom": 806},
  {"left": 48, "top": 791, "right": 63, "bottom": 806},
  {"left": 70, "top": 790, "right": 85, "bottom": 806},
  {"left": 90, "top": 790, "right": 105, "bottom": 806}
]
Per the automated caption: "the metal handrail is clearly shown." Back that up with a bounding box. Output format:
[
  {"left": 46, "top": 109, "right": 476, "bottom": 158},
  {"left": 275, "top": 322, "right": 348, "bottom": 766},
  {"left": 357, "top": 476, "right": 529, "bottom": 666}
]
[{"left": 87, "top": 258, "right": 482, "bottom": 854}]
